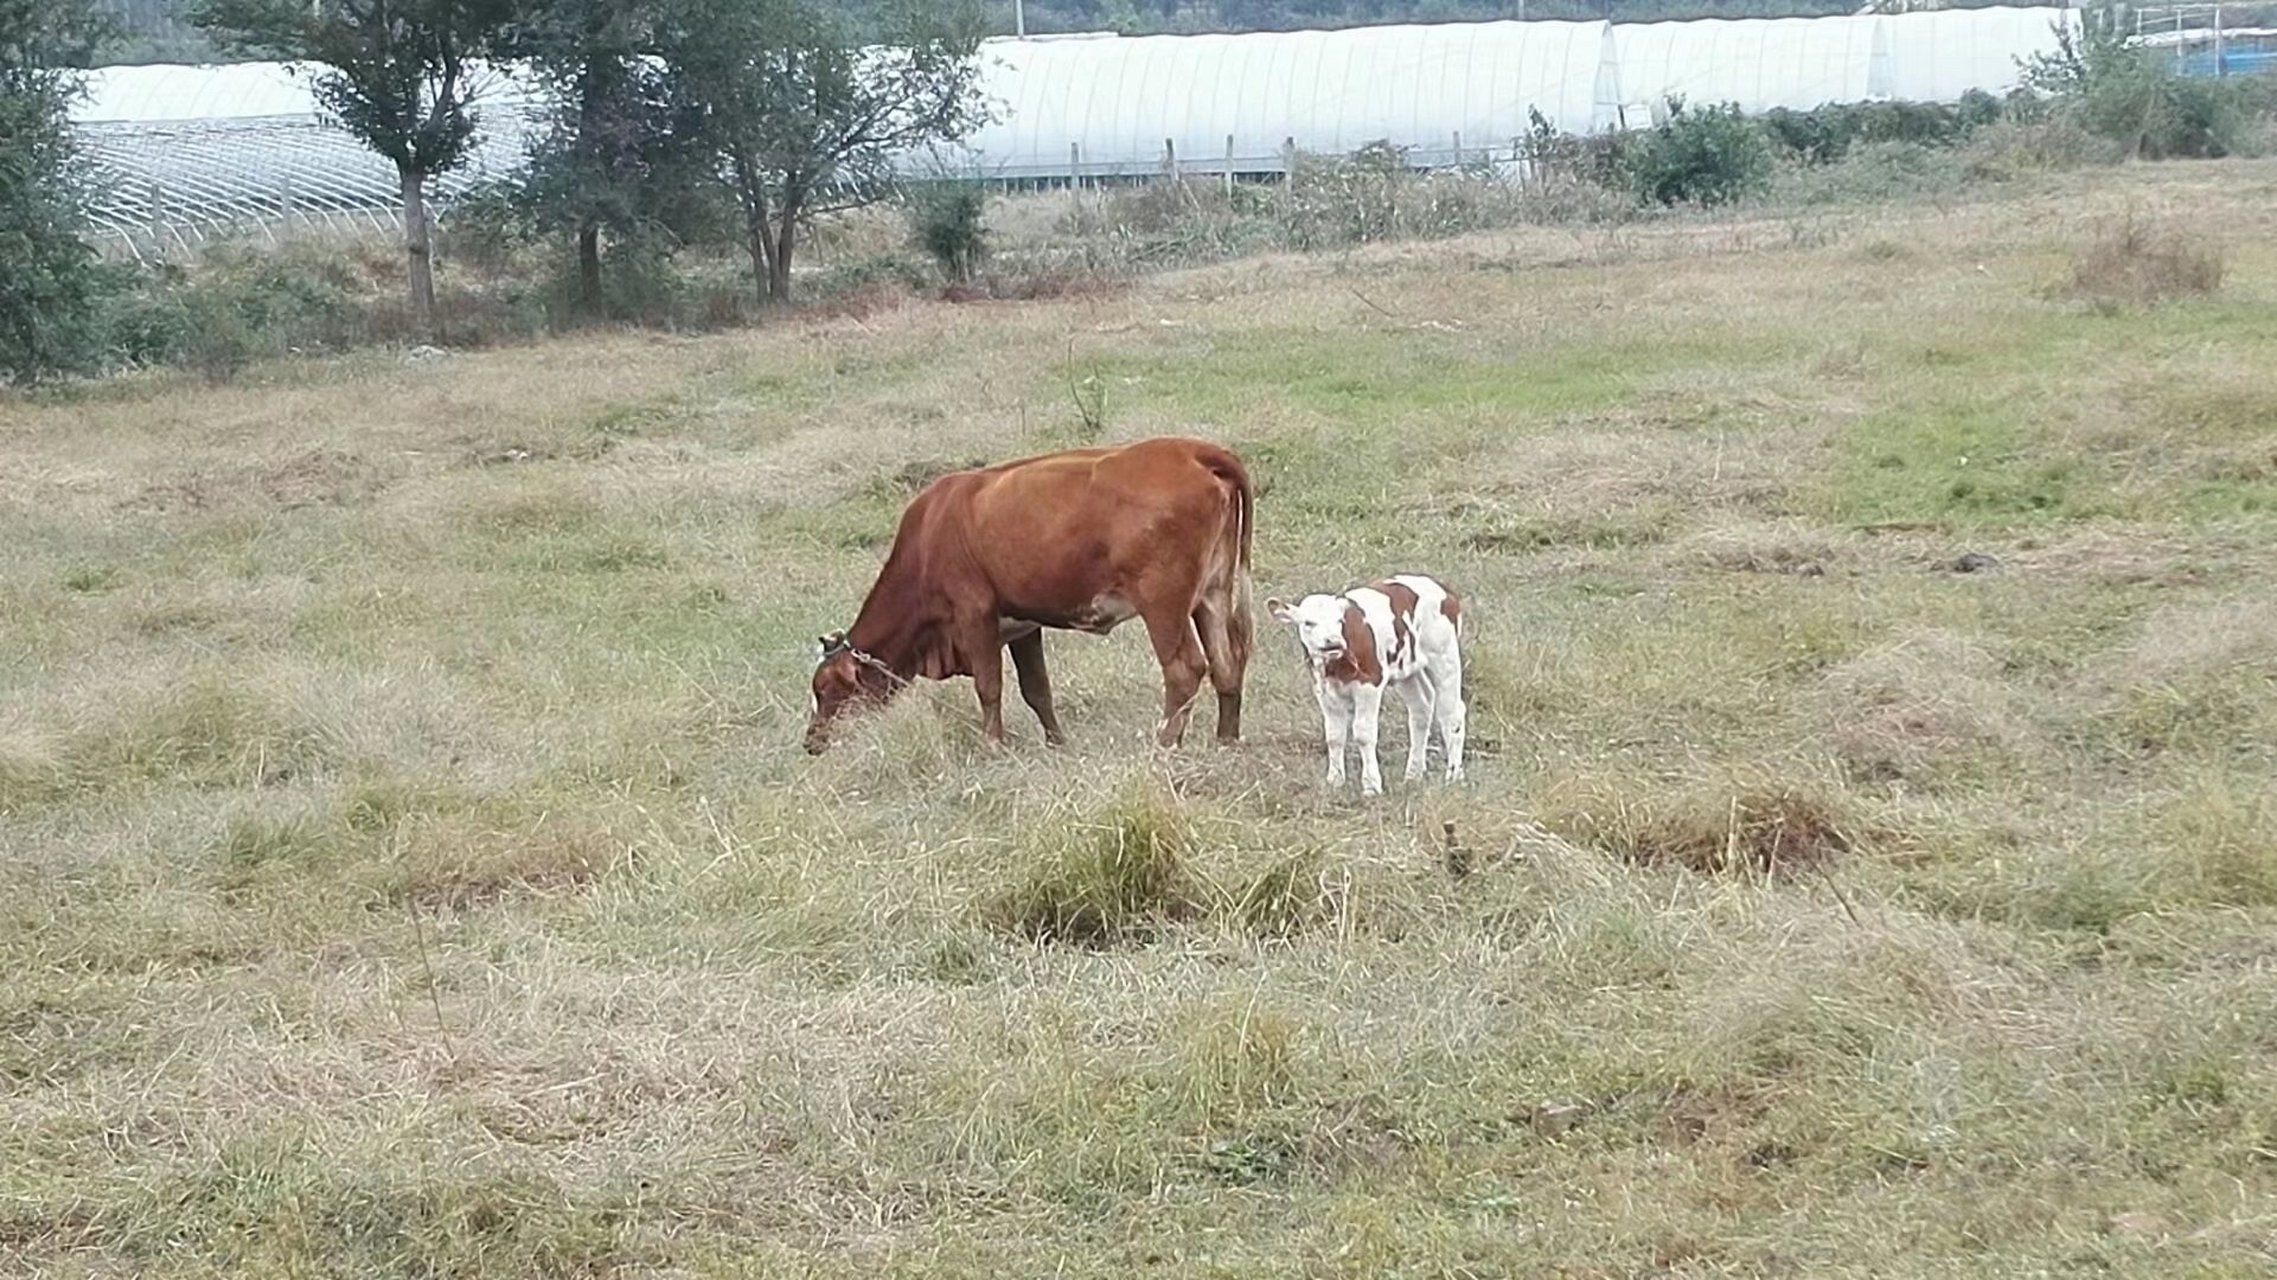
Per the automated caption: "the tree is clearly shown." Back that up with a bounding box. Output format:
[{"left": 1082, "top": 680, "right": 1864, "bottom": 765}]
[
  {"left": 1, "top": 0, "right": 109, "bottom": 384},
  {"left": 504, "top": 0, "right": 717, "bottom": 319},
  {"left": 659, "top": 0, "right": 988, "bottom": 305},
  {"left": 193, "top": 0, "right": 519, "bottom": 340}
]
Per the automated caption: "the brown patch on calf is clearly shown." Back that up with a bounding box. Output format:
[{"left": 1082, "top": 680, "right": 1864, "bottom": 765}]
[
  {"left": 1324, "top": 602, "right": 1383, "bottom": 685},
  {"left": 1440, "top": 590, "right": 1462, "bottom": 628},
  {"left": 1377, "top": 580, "right": 1420, "bottom": 667}
]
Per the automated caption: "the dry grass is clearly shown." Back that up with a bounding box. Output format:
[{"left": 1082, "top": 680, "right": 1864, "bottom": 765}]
[
  {"left": 4, "top": 159, "right": 2277, "bottom": 1277},
  {"left": 2059, "top": 211, "right": 2227, "bottom": 311}
]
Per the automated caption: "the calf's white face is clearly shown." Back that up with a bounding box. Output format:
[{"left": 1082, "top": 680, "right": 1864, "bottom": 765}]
[{"left": 1266, "top": 594, "right": 1351, "bottom": 665}]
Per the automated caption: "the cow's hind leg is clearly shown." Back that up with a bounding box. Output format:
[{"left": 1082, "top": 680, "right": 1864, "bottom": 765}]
[
  {"left": 1394, "top": 675, "right": 1436, "bottom": 783},
  {"left": 1192, "top": 593, "right": 1250, "bottom": 744},
  {"left": 1008, "top": 628, "right": 1066, "bottom": 746},
  {"left": 1141, "top": 608, "right": 1210, "bottom": 749}
]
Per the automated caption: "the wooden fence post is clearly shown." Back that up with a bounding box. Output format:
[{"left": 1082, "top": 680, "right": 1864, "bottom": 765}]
[{"left": 1224, "top": 133, "right": 1236, "bottom": 197}]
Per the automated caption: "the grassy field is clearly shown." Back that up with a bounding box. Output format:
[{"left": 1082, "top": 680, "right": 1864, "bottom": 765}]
[{"left": 6, "top": 159, "right": 2277, "bottom": 1277}]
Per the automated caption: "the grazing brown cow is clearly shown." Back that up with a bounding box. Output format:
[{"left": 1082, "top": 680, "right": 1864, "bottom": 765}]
[{"left": 804, "top": 436, "right": 1255, "bottom": 754}]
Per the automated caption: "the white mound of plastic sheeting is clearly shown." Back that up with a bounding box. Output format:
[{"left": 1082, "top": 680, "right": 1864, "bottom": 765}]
[
  {"left": 937, "top": 22, "right": 1622, "bottom": 179},
  {"left": 1876, "top": 6, "right": 2076, "bottom": 103},
  {"left": 1611, "top": 16, "right": 1888, "bottom": 120}
]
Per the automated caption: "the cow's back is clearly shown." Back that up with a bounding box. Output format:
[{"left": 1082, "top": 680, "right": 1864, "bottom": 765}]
[{"left": 952, "top": 437, "right": 1246, "bottom": 607}]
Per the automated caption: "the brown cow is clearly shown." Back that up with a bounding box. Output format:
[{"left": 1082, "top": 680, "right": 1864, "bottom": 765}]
[{"left": 804, "top": 436, "right": 1255, "bottom": 754}]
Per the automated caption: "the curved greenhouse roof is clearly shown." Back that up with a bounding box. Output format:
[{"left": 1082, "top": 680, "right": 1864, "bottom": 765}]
[
  {"left": 1612, "top": 16, "right": 1888, "bottom": 118},
  {"left": 1878, "top": 6, "right": 2074, "bottom": 103},
  {"left": 948, "top": 21, "right": 1620, "bottom": 179}
]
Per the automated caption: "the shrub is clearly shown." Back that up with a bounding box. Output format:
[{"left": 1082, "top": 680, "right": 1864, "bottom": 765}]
[
  {"left": 0, "top": 3, "right": 113, "bottom": 384},
  {"left": 2061, "top": 213, "right": 2224, "bottom": 310},
  {"left": 2024, "top": 9, "right": 2257, "bottom": 160},
  {"left": 1773, "top": 140, "right": 1967, "bottom": 206},
  {"left": 906, "top": 180, "right": 990, "bottom": 283},
  {"left": 1622, "top": 99, "right": 1774, "bottom": 207}
]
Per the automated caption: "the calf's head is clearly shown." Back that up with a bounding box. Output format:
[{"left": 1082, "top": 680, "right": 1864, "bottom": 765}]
[
  {"left": 804, "top": 631, "right": 898, "bottom": 754},
  {"left": 1267, "top": 594, "right": 1358, "bottom": 668}
]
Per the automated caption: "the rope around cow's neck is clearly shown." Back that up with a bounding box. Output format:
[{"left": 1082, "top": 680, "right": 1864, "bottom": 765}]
[{"left": 843, "top": 645, "right": 910, "bottom": 690}]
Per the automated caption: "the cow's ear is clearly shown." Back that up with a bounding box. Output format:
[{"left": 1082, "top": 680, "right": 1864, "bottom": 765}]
[{"left": 1266, "top": 597, "right": 1293, "bottom": 623}]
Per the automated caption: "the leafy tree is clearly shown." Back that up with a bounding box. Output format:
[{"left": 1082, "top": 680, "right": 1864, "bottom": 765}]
[
  {"left": 502, "top": 0, "right": 718, "bottom": 319},
  {"left": 2022, "top": 6, "right": 2246, "bottom": 160},
  {"left": 193, "top": 0, "right": 520, "bottom": 339},
  {"left": 1, "top": 0, "right": 109, "bottom": 384},
  {"left": 658, "top": 0, "right": 988, "bottom": 304}
]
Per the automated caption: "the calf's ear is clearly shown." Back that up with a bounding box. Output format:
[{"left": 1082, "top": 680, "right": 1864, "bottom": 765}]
[{"left": 1265, "top": 597, "right": 1294, "bottom": 623}]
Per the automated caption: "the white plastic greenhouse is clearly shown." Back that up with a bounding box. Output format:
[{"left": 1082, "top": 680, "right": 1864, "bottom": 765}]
[
  {"left": 74, "top": 60, "right": 538, "bottom": 253},
  {"left": 1877, "top": 6, "right": 2075, "bottom": 103},
  {"left": 944, "top": 21, "right": 1622, "bottom": 179},
  {"left": 66, "top": 6, "right": 2084, "bottom": 253},
  {"left": 1611, "top": 16, "right": 1889, "bottom": 120}
]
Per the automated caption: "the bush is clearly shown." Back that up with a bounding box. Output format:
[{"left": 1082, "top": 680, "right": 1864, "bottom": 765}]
[
  {"left": 2024, "top": 9, "right": 2261, "bottom": 160},
  {"left": 2060, "top": 212, "right": 2224, "bottom": 310},
  {"left": 1622, "top": 99, "right": 1775, "bottom": 207},
  {"left": 1, "top": 3, "right": 112, "bottom": 384},
  {"left": 906, "top": 180, "right": 990, "bottom": 283},
  {"left": 1772, "top": 140, "right": 1967, "bottom": 207}
]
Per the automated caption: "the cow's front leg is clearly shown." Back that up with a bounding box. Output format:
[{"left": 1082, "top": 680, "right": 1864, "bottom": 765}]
[
  {"left": 1350, "top": 684, "right": 1386, "bottom": 797},
  {"left": 1314, "top": 679, "right": 1350, "bottom": 790},
  {"left": 965, "top": 618, "right": 1009, "bottom": 747},
  {"left": 1007, "top": 628, "right": 1066, "bottom": 746}
]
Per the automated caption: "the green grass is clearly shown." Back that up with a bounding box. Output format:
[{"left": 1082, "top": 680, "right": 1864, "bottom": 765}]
[{"left": 3, "top": 161, "right": 2277, "bottom": 1276}]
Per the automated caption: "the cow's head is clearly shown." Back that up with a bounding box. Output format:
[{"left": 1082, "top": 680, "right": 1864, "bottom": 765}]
[
  {"left": 1267, "top": 594, "right": 1353, "bottom": 668},
  {"left": 804, "top": 631, "right": 897, "bottom": 754}
]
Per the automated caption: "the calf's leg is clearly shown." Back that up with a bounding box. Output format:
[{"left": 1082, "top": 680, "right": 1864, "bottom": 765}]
[
  {"left": 1350, "top": 683, "right": 1386, "bottom": 797},
  {"left": 1313, "top": 679, "right": 1350, "bottom": 789},
  {"left": 1395, "top": 675, "right": 1437, "bottom": 783},
  {"left": 1431, "top": 660, "right": 1467, "bottom": 781},
  {"left": 1008, "top": 629, "right": 1066, "bottom": 745}
]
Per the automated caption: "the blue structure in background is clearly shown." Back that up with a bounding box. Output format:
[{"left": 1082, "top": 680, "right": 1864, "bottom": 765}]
[{"left": 2176, "top": 45, "right": 2277, "bottom": 74}]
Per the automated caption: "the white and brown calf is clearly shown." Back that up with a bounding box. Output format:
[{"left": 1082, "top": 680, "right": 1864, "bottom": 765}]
[{"left": 1267, "top": 574, "right": 1466, "bottom": 796}]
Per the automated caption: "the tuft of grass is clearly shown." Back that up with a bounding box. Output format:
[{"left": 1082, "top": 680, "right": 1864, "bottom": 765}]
[
  {"left": 2059, "top": 213, "right": 2225, "bottom": 311},
  {"left": 394, "top": 810, "right": 619, "bottom": 910},
  {"left": 1816, "top": 629, "right": 2033, "bottom": 785},
  {"left": 1543, "top": 771, "right": 1856, "bottom": 876},
  {"left": 987, "top": 784, "right": 1204, "bottom": 946}
]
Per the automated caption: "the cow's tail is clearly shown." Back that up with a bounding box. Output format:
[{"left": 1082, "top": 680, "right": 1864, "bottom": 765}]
[{"left": 1204, "top": 447, "right": 1257, "bottom": 667}]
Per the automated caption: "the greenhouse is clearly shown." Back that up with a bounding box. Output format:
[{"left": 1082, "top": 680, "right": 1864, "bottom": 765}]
[
  {"left": 1876, "top": 6, "right": 2078, "bottom": 104},
  {"left": 1610, "top": 16, "right": 1889, "bottom": 121},
  {"left": 67, "top": 6, "right": 2086, "bottom": 253},
  {"left": 73, "top": 61, "right": 538, "bottom": 255},
  {"left": 943, "top": 21, "right": 1622, "bottom": 180}
]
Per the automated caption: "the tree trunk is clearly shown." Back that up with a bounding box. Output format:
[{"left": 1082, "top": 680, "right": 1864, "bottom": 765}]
[
  {"left": 733, "top": 153, "right": 776, "bottom": 310},
  {"left": 577, "top": 223, "right": 603, "bottom": 318},
  {"left": 768, "top": 212, "right": 797, "bottom": 303},
  {"left": 400, "top": 165, "right": 437, "bottom": 343}
]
